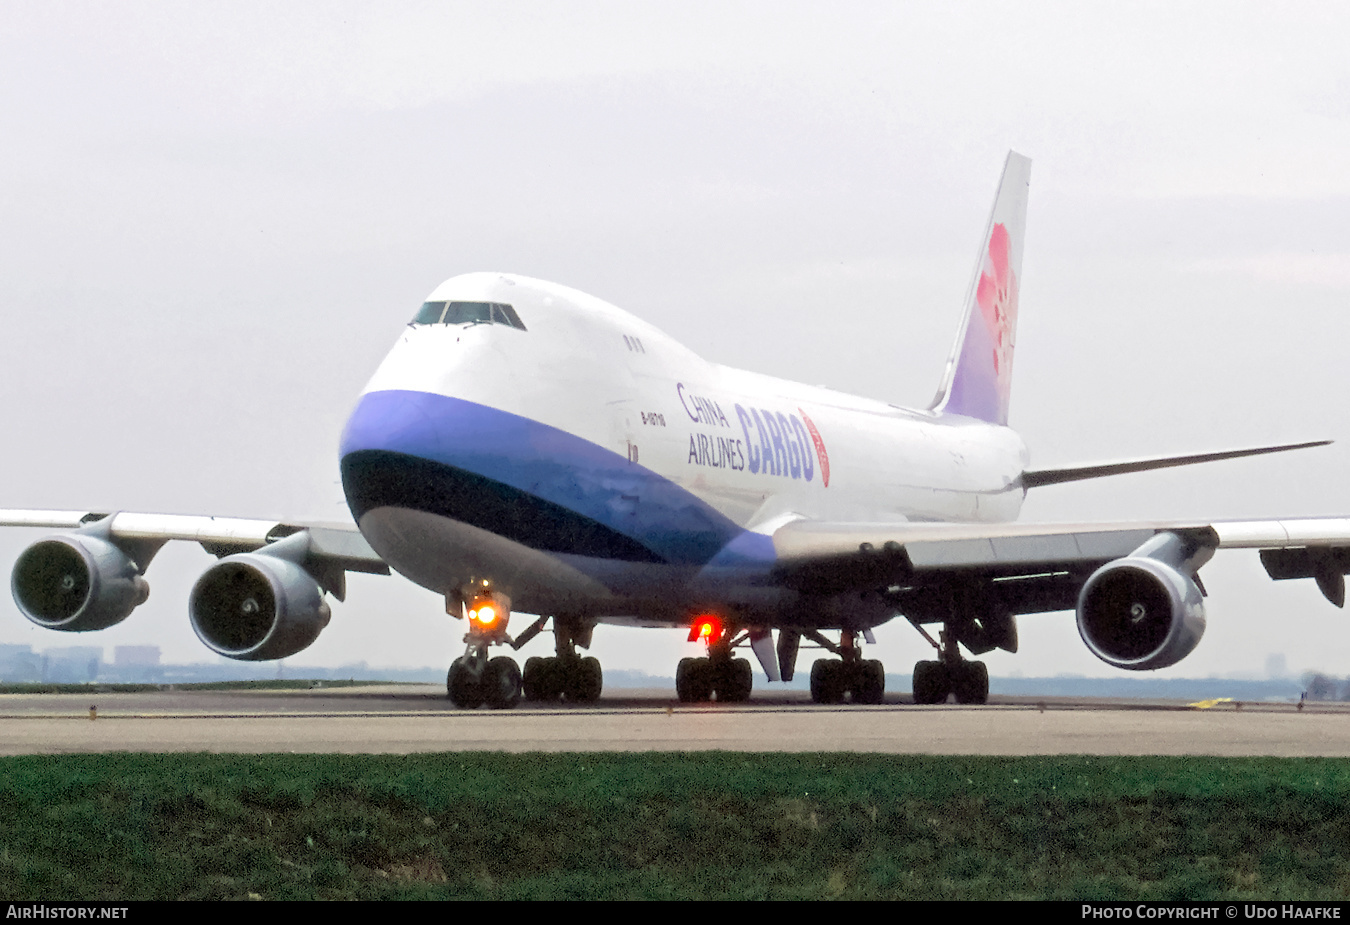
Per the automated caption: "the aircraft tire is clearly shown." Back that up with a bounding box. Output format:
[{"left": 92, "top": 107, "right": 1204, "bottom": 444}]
[
  {"left": 951, "top": 660, "right": 989, "bottom": 705},
  {"left": 717, "top": 658, "right": 753, "bottom": 702},
  {"left": 447, "top": 657, "right": 484, "bottom": 709},
  {"left": 810, "top": 658, "right": 846, "bottom": 704},
  {"left": 676, "top": 657, "right": 712, "bottom": 702},
  {"left": 567, "top": 656, "right": 603, "bottom": 703},
  {"left": 522, "top": 657, "right": 550, "bottom": 701},
  {"left": 853, "top": 659, "right": 886, "bottom": 705},
  {"left": 484, "top": 656, "right": 523, "bottom": 709},
  {"left": 911, "top": 660, "right": 950, "bottom": 705}
]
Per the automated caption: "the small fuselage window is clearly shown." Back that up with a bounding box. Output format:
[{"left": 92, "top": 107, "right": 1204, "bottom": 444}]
[{"left": 412, "top": 301, "right": 527, "bottom": 331}]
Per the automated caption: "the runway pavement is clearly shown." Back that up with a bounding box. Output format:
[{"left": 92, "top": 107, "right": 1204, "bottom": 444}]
[{"left": 2, "top": 684, "right": 1348, "bottom": 756}]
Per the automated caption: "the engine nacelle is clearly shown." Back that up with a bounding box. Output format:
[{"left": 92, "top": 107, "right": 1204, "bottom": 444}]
[
  {"left": 1077, "top": 551, "right": 1206, "bottom": 671},
  {"left": 11, "top": 535, "right": 150, "bottom": 631},
  {"left": 189, "top": 553, "right": 331, "bottom": 661}
]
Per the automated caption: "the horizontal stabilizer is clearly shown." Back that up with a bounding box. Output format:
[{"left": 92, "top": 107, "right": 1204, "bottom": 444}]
[{"left": 1021, "top": 440, "right": 1331, "bottom": 488}]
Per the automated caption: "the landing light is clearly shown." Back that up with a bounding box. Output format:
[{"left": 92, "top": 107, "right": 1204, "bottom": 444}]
[
  {"left": 469, "top": 603, "right": 500, "bottom": 628},
  {"left": 465, "top": 591, "right": 510, "bottom": 635}
]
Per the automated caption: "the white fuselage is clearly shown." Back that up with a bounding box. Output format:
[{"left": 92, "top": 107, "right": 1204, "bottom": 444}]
[{"left": 339, "top": 273, "right": 1028, "bottom": 628}]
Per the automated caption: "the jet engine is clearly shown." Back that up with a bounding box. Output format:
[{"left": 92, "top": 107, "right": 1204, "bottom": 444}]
[
  {"left": 1076, "top": 532, "right": 1209, "bottom": 671},
  {"left": 189, "top": 553, "right": 331, "bottom": 661},
  {"left": 11, "top": 535, "right": 150, "bottom": 631}
]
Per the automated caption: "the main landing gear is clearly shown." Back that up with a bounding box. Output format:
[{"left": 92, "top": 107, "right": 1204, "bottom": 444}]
[
  {"left": 521, "top": 615, "right": 603, "bottom": 704},
  {"left": 672, "top": 619, "right": 889, "bottom": 706},
  {"left": 803, "top": 629, "right": 886, "bottom": 705},
  {"left": 908, "top": 621, "right": 992, "bottom": 705},
  {"left": 676, "top": 654, "right": 753, "bottom": 703},
  {"left": 675, "top": 616, "right": 753, "bottom": 703}
]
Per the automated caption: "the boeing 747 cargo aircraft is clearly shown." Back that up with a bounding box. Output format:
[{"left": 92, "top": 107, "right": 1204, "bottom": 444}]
[{"left": 5, "top": 152, "right": 1346, "bottom": 708}]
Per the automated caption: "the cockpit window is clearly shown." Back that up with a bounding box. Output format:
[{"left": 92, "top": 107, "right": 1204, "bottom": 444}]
[
  {"left": 443, "top": 301, "right": 491, "bottom": 325},
  {"left": 413, "top": 301, "right": 447, "bottom": 324},
  {"left": 497, "top": 303, "right": 526, "bottom": 329},
  {"left": 412, "top": 301, "right": 527, "bottom": 331}
]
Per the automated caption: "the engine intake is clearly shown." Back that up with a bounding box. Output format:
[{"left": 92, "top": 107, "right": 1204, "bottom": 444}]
[
  {"left": 189, "top": 553, "right": 331, "bottom": 661},
  {"left": 1076, "top": 532, "right": 1208, "bottom": 671},
  {"left": 11, "top": 535, "right": 150, "bottom": 631}
]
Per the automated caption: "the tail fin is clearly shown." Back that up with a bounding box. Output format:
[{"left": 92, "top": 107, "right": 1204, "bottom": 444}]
[{"left": 931, "top": 151, "right": 1031, "bottom": 426}]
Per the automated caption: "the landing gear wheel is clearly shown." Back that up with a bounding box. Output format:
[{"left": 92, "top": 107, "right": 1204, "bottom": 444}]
[
  {"left": 911, "top": 660, "right": 950, "bottom": 705},
  {"left": 524, "top": 655, "right": 602, "bottom": 703},
  {"left": 852, "top": 659, "right": 886, "bottom": 705},
  {"left": 522, "top": 656, "right": 553, "bottom": 701},
  {"left": 447, "top": 657, "right": 484, "bottom": 709},
  {"left": 950, "top": 660, "right": 989, "bottom": 705},
  {"left": 676, "top": 657, "right": 713, "bottom": 702},
  {"left": 567, "top": 656, "right": 603, "bottom": 703},
  {"left": 718, "top": 658, "right": 753, "bottom": 702},
  {"left": 810, "top": 659, "right": 846, "bottom": 704},
  {"left": 484, "top": 656, "right": 522, "bottom": 709}
]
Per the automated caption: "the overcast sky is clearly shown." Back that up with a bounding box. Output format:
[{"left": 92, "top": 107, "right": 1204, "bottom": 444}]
[{"left": 2, "top": 2, "right": 1349, "bottom": 682}]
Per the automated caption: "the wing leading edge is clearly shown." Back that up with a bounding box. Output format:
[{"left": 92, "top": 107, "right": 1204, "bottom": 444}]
[
  {"left": 0, "top": 510, "right": 388, "bottom": 580},
  {"left": 0, "top": 508, "right": 390, "bottom": 662}
]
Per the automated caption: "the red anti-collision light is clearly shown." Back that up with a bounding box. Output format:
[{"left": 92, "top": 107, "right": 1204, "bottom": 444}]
[{"left": 687, "top": 614, "right": 722, "bottom": 643}]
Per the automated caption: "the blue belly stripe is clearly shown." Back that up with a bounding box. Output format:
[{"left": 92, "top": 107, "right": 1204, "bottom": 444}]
[{"left": 340, "top": 390, "right": 776, "bottom": 567}]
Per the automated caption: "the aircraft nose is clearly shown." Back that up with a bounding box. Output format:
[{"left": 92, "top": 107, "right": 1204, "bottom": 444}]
[
  {"left": 340, "top": 389, "right": 447, "bottom": 463},
  {"left": 339, "top": 390, "right": 454, "bottom": 523}
]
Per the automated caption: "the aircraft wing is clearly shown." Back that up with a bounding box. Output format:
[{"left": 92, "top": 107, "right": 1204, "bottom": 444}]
[
  {"left": 769, "top": 516, "right": 1350, "bottom": 617},
  {"left": 0, "top": 509, "right": 389, "bottom": 591}
]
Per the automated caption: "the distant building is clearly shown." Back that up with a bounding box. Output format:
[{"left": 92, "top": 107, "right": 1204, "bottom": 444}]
[
  {"left": 113, "top": 646, "right": 160, "bottom": 667},
  {"left": 1266, "top": 653, "right": 1289, "bottom": 680},
  {"left": 43, "top": 646, "right": 103, "bottom": 683},
  {"left": 0, "top": 644, "right": 42, "bottom": 683},
  {"left": 103, "top": 645, "right": 164, "bottom": 682}
]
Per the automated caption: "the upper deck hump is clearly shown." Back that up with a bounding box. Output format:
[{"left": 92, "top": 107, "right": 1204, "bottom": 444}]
[{"left": 423, "top": 272, "right": 703, "bottom": 367}]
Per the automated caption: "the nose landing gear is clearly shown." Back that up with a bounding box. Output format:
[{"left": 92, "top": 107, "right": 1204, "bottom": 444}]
[
  {"left": 448, "top": 653, "right": 522, "bottom": 710},
  {"left": 445, "top": 585, "right": 523, "bottom": 710}
]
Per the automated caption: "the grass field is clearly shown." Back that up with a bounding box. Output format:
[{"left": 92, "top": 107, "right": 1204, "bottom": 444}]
[
  {"left": 0, "top": 680, "right": 385, "bottom": 695},
  {"left": 2, "top": 752, "right": 1348, "bottom": 900}
]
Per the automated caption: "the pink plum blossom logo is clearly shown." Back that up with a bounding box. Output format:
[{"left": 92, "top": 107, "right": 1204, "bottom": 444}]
[
  {"left": 977, "top": 223, "right": 1018, "bottom": 398},
  {"left": 799, "top": 409, "right": 829, "bottom": 488}
]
